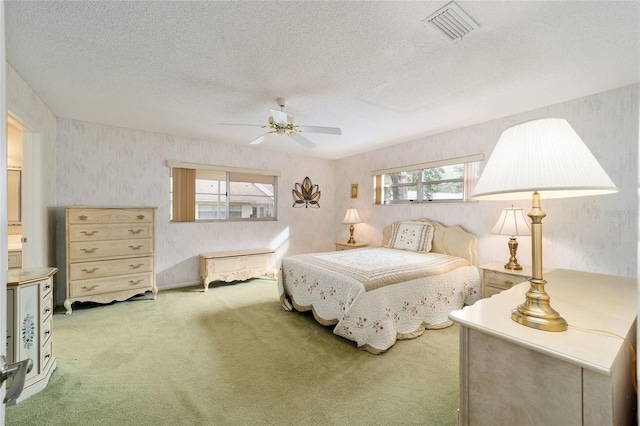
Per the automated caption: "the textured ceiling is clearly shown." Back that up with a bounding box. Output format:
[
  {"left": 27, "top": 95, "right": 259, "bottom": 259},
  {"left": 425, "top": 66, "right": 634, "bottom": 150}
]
[{"left": 5, "top": 1, "right": 640, "bottom": 160}]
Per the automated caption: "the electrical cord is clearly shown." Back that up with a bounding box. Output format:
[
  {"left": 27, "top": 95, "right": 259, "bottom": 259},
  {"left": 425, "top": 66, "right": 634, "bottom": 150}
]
[{"left": 568, "top": 324, "right": 637, "bottom": 394}]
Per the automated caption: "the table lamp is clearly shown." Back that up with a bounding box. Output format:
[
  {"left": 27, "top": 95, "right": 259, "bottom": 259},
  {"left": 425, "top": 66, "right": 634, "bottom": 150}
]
[
  {"left": 472, "top": 118, "right": 618, "bottom": 332},
  {"left": 342, "top": 208, "right": 361, "bottom": 244},
  {"left": 491, "top": 206, "right": 531, "bottom": 271}
]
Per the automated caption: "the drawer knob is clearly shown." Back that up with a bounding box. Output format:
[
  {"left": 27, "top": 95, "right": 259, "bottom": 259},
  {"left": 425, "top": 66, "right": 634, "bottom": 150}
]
[
  {"left": 44, "top": 284, "right": 51, "bottom": 290},
  {"left": 129, "top": 279, "right": 143, "bottom": 285},
  {"left": 128, "top": 229, "right": 143, "bottom": 234},
  {"left": 81, "top": 268, "right": 99, "bottom": 274},
  {"left": 78, "top": 215, "right": 88, "bottom": 220},
  {"left": 504, "top": 280, "right": 514, "bottom": 287},
  {"left": 44, "top": 307, "right": 51, "bottom": 313},
  {"left": 81, "top": 230, "right": 98, "bottom": 236},
  {"left": 81, "top": 285, "right": 99, "bottom": 292},
  {"left": 137, "top": 215, "right": 145, "bottom": 220},
  {"left": 44, "top": 330, "right": 51, "bottom": 336},
  {"left": 44, "top": 353, "right": 51, "bottom": 359},
  {"left": 129, "top": 245, "right": 143, "bottom": 250},
  {"left": 81, "top": 248, "right": 98, "bottom": 254},
  {"left": 129, "top": 263, "right": 143, "bottom": 269}
]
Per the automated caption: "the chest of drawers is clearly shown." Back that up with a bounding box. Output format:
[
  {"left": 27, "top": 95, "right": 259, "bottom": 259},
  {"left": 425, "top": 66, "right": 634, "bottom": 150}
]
[
  {"left": 480, "top": 263, "right": 534, "bottom": 298},
  {"left": 334, "top": 241, "right": 369, "bottom": 251},
  {"left": 6, "top": 267, "right": 58, "bottom": 403},
  {"left": 64, "top": 206, "right": 157, "bottom": 314},
  {"left": 451, "top": 270, "right": 637, "bottom": 425}
]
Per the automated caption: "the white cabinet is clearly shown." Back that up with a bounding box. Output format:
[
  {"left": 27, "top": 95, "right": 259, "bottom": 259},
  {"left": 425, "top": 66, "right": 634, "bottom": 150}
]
[
  {"left": 64, "top": 206, "right": 157, "bottom": 314},
  {"left": 450, "top": 269, "right": 636, "bottom": 425},
  {"left": 334, "top": 241, "right": 369, "bottom": 251},
  {"left": 6, "top": 267, "right": 58, "bottom": 403},
  {"left": 479, "top": 263, "right": 534, "bottom": 298},
  {"left": 8, "top": 249, "right": 22, "bottom": 268},
  {"left": 199, "top": 249, "right": 275, "bottom": 291}
]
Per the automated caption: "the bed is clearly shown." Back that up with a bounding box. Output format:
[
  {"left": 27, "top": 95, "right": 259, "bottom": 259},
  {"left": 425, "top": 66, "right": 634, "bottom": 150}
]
[{"left": 278, "top": 219, "right": 481, "bottom": 354}]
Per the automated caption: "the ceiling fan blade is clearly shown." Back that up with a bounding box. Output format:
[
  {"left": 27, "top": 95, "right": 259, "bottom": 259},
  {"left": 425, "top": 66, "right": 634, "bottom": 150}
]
[
  {"left": 297, "top": 125, "right": 342, "bottom": 135},
  {"left": 249, "top": 134, "right": 268, "bottom": 145},
  {"left": 218, "top": 123, "right": 264, "bottom": 128},
  {"left": 291, "top": 133, "right": 316, "bottom": 149},
  {"left": 270, "top": 109, "right": 288, "bottom": 125}
]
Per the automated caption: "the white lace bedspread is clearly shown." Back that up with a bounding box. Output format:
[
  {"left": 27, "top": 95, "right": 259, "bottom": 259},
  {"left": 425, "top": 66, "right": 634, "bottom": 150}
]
[{"left": 278, "top": 247, "right": 481, "bottom": 354}]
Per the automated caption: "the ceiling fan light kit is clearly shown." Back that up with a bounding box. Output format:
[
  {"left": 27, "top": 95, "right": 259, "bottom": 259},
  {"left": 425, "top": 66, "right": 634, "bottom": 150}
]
[{"left": 221, "top": 98, "right": 342, "bottom": 149}]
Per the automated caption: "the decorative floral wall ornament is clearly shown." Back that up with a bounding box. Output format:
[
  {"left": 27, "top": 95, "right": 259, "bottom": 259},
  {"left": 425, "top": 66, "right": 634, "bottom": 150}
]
[{"left": 292, "top": 176, "right": 321, "bottom": 208}]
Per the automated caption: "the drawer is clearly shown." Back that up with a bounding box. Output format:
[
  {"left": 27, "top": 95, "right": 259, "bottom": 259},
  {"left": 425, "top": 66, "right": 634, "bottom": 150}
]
[
  {"left": 484, "top": 270, "right": 527, "bottom": 291},
  {"left": 484, "top": 285, "right": 505, "bottom": 298},
  {"left": 41, "top": 277, "right": 54, "bottom": 300},
  {"left": 41, "top": 316, "right": 53, "bottom": 344},
  {"left": 69, "top": 238, "right": 153, "bottom": 261},
  {"left": 41, "top": 296, "right": 53, "bottom": 320},
  {"left": 69, "top": 223, "right": 153, "bottom": 242},
  {"left": 69, "top": 272, "right": 153, "bottom": 297},
  {"left": 67, "top": 208, "right": 153, "bottom": 224},
  {"left": 41, "top": 339, "right": 53, "bottom": 370},
  {"left": 8, "top": 250, "right": 22, "bottom": 268},
  {"left": 69, "top": 256, "right": 153, "bottom": 280}
]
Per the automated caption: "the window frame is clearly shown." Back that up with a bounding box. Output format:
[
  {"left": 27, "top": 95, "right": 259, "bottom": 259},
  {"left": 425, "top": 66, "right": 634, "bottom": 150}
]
[
  {"left": 168, "top": 161, "right": 279, "bottom": 222},
  {"left": 372, "top": 154, "right": 483, "bottom": 205}
]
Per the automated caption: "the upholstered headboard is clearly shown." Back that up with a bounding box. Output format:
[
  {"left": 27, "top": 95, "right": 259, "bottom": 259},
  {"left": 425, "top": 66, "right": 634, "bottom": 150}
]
[{"left": 381, "top": 219, "right": 478, "bottom": 265}]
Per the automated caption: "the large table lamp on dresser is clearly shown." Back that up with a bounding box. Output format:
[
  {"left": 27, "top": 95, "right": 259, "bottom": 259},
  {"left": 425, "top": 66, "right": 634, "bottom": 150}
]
[{"left": 472, "top": 117, "right": 618, "bottom": 331}]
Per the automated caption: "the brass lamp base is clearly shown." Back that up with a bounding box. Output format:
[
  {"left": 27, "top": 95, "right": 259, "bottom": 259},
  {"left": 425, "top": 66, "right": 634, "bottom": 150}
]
[
  {"left": 511, "top": 191, "right": 567, "bottom": 332},
  {"left": 504, "top": 236, "right": 522, "bottom": 270},
  {"left": 347, "top": 224, "right": 356, "bottom": 244},
  {"left": 511, "top": 278, "right": 568, "bottom": 332}
]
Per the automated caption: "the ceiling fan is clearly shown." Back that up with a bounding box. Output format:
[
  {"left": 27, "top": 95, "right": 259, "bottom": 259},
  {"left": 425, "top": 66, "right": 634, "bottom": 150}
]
[{"left": 219, "top": 98, "right": 342, "bottom": 148}]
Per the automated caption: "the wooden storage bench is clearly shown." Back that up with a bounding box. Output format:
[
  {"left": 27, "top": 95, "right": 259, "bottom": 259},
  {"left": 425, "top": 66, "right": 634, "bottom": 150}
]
[{"left": 199, "top": 249, "right": 275, "bottom": 291}]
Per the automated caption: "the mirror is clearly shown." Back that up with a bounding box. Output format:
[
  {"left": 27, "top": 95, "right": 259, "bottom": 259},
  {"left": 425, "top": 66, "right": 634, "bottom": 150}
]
[{"left": 8, "top": 168, "right": 21, "bottom": 225}]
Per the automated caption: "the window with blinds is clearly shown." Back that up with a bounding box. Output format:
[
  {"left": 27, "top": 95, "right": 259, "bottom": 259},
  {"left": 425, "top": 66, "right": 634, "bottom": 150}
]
[{"left": 168, "top": 162, "right": 279, "bottom": 222}]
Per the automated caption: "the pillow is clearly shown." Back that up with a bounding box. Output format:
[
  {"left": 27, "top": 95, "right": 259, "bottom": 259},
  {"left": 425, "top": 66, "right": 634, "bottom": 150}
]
[{"left": 387, "top": 221, "right": 434, "bottom": 252}]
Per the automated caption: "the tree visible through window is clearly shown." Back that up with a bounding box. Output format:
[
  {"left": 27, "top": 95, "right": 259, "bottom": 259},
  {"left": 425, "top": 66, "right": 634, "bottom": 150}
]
[{"left": 373, "top": 155, "right": 482, "bottom": 204}]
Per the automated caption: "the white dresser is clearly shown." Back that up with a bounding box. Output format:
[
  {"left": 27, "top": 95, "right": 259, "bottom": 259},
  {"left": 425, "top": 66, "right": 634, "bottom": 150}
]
[
  {"left": 450, "top": 269, "right": 637, "bottom": 425},
  {"left": 6, "top": 267, "right": 58, "bottom": 403},
  {"left": 64, "top": 206, "right": 157, "bottom": 314}
]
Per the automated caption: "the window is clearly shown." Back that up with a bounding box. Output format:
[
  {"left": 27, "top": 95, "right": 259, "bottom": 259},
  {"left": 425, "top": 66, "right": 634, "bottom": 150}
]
[
  {"left": 372, "top": 154, "right": 483, "bottom": 205},
  {"left": 168, "top": 162, "right": 279, "bottom": 222}
]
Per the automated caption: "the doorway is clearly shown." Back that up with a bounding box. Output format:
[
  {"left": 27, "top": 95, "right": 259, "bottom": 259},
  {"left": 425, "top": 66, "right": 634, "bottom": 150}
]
[
  {"left": 7, "top": 117, "right": 23, "bottom": 267},
  {"left": 7, "top": 111, "right": 46, "bottom": 269}
]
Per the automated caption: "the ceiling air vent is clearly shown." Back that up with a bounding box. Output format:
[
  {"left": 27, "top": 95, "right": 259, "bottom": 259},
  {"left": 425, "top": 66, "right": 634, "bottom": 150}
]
[{"left": 422, "top": 1, "right": 479, "bottom": 42}]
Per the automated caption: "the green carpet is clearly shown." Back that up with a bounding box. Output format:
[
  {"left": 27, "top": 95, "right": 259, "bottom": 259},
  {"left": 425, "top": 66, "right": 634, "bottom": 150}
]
[{"left": 6, "top": 279, "right": 460, "bottom": 425}]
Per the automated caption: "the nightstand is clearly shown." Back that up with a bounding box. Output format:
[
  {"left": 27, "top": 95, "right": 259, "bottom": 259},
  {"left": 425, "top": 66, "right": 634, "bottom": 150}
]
[
  {"left": 335, "top": 241, "right": 369, "bottom": 251},
  {"left": 479, "top": 263, "right": 535, "bottom": 298}
]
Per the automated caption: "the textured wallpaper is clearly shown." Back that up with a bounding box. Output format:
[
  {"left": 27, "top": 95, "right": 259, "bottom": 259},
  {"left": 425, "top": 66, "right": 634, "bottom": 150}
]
[
  {"left": 7, "top": 59, "right": 639, "bottom": 306},
  {"left": 54, "top": 119, "right": 336, "bottom": 299},
  {"left": 334, "top": 84, "right": 639, "bottom": 278}
]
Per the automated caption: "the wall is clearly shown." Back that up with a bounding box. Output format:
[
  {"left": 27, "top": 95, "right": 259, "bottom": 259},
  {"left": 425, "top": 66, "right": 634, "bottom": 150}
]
[
  {"left": 8, "top": 58, "right": 638, "bottom": 305},
  {"left": 334, "top": 84, "right": 639, "bottom": 278},
  {"left": 55, "top": 119, "right": 335, "bottom": 304}
]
